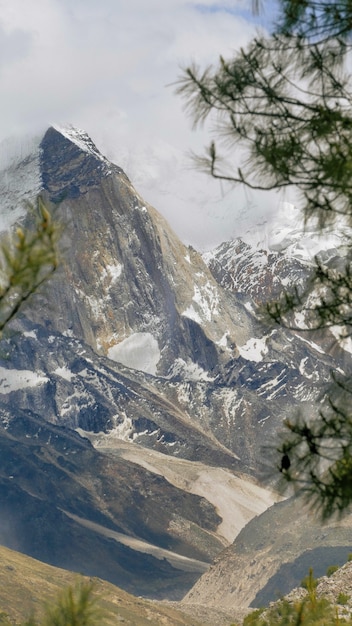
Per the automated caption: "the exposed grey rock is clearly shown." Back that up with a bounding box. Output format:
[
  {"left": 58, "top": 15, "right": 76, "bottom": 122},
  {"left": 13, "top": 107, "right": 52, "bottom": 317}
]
[
  {"left": 0, "top": 125, "right": 340, "bottom": 474},
  {"left": 183, "top": 495, "right": 352, "bottom": 611},
  {"left": 0, "top": 124, "right": 350, "bottom": 603},
  {"left": 245, "top": 559, "right": 352, "bottom": 623},
  {"left": 0, "top": 402, "right": 223, "bottom": 599}
]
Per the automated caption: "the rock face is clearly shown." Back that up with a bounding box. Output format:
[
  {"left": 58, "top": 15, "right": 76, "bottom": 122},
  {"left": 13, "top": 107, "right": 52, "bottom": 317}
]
[
  {"left": 0, "top": 126, "right": 340, "bottom": 470},
  {"left": 203, "top": 237, "right": 311, "bottom": 305},
  {"left": 183, "top": 496, "right": 352, "bottom": 611},
  {"left": 203, "top": 223, "right": 352, "bottom": 363},
  {"left": 37, "top": 126, "right": 251, "bottom": 377},
  {"left": 0, "top": 125, "right": 350, "bottom": 602},
  {"left": 0, "top": 404, "right": 219, "bottom": 599}
]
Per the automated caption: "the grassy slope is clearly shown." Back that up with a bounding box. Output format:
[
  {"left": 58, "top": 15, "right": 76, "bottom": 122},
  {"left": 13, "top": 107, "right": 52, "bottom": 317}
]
[{"left": 0, "top": 545, "right": 203, "bottom": 626}]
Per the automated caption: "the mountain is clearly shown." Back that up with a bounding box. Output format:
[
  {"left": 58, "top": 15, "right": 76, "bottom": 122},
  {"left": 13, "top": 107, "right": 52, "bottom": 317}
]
[
  {"left": 0, "top": 127, "right": 339, "bottom": 469},
  {"left": 181, "top": 217, "right": 352, "bottom": 615},
  {"left": 203, "top": 209, "right": 352, "bottom": 363},
  {"left": 0, "top": 404, "right": 222, "bottom": 599},
  {"left": 0, "top": 125, "right": 349, "bottom": 604},
  {"left": 36, "top": 126, "right": 254, "bottom": 377},
  {"left": 245, "top": 556, "right": 352, "bottom": 624},
  {"left": 0, "top": 545, "right": 205, "bottom": 626},
  {"left": 0, "top": 125, "right": 279, "bottom": 598},
  {"left": 183, "top": 494, "right": 352, "bottom": 614}
]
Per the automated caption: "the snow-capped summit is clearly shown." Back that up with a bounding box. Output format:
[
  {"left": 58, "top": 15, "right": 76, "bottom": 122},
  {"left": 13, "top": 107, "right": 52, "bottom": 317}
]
[
  {"left": 0, "top": 124, "right": 344, "bottom": 468},
  {"left": 0, "top": 124, "right": 349, "bottom": 608},
  {"left": 0, "top": 125, "right": 120, "bottom": 231},
  {"left": 0, "top": 125, "right": 255, "bottom": 377},
  {"left": 0, "top": 123, "right": 339, "bottom": 459},
  {"left": 52, "top": 124, "right": 111, "bottom": 163},
  {"left": 40, "top": 125, "right": 124, "bottom": 203},
  {"left": 237, "top": 200, "right": 349, "bottom": 261}
]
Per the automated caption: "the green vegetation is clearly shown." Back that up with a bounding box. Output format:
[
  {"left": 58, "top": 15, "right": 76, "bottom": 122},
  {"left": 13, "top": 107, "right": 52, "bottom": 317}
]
[
  {"left": 337, "top": 592, "right": 349, "bottom": 605},
  {"left": 301, "top": 569, "right": 318, "bottom": 591},
  {"left": 326, "top": 565, "right": 340, "bottom": 577},
  {"left": 177, "top": 0, "right": 352, "bottom": 520},
  {"left": 0, "top": 196, "right": 58, "bottom": 335},
  {"left": 243, "top": 597, "right": 338, "bottom": 625},
  {"left": 242, "top": 567, "right": 346, "bottom": 624},
  {"left": 0, "top": 583, "right": 99, "bottom": 626},
  {"left": 0, "top": 547, "right": 202, "bottom": 626},
  {"left": 24, "top": 582, "right": 100, "bottom": 626}
]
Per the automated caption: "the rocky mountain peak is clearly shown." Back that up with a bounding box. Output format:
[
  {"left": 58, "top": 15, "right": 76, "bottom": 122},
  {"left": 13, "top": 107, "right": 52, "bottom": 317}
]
[
  {"left": 0, "top": 123, "right": 351, "bottom": 604},
  {"left": 40, "top": 125, "right": 123, "bottom": 203},
  {"left": 0, "top": 124, "right": 342, "bottom": 459}
]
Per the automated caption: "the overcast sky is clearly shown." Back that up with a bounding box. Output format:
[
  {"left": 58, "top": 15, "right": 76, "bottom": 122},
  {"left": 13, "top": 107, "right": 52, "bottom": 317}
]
[{"left": 0, "top": 0, "right": 287, "bottom": 250}]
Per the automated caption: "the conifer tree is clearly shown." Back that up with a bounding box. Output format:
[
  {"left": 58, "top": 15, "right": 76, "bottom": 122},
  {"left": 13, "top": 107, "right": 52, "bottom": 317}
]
[
  {"left": 21, "top": 582, "right": 101, "bottom": 626},
  {"left": 0, "top": 196, "right": 58, "bottom": 335},
  {"left": 177, "top": 0, "right": 352, "bottom": 518}
]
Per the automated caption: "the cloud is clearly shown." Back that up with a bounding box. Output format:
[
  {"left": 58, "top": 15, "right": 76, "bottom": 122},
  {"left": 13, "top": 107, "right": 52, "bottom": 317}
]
[
  {"left": 0, "top": 0, "right": 286, "bottom": 250},
  {"left": 193, "top": 2, "right": 244, "bottom": 15},
  {"left": 0, "top": 25, "right": 32, "bottom": 67}
]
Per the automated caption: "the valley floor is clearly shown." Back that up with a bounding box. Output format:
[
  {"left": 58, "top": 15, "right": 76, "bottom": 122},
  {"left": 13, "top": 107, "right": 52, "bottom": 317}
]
[{"left": 165, "top": 600, "right": 249, "bottom": 625}]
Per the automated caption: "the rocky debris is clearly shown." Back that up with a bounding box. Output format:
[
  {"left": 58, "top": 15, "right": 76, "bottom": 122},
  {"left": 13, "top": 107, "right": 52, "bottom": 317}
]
[
  {"left": 0, "top": 124, "right": 340, "bottom": 476},
  {"left": 204, "top": 238, "right": 310, "bottom": 305},
  {"left": 255, "top": 560, "right": 352, "bottom": 623},
  {"left": 316, "top": 561, "right": 352, "bottom": 604},
  {"left": 164, "top": 601, "right": 239, "bottom": 626},
  {"left": 0, "top": 404, "right": 223, "bottom": 599},
  {"left": 182, "top": 495, "right": 352, "bottom": 612},
  {"left": 0, "top": 125, "right": 350, "bottom": 603}
]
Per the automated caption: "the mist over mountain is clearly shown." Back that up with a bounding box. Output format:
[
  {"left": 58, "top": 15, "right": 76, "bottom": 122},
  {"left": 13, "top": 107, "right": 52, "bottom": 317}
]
[{"left": 0, "top": 125, "right": 350, "bottom": 611}]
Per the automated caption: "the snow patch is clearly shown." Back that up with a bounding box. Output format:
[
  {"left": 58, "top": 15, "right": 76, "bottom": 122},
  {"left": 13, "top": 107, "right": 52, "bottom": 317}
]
[
  {"left": 244, "top": 301, "right": 256, "bottom": 314},
  {"left": 0, "top": 134, "right": 41, "bottom": 232},
  {"left": 298, "top": 357, "right": 319, "bottom": 381},
  {"left": 182, "top": 305, "right": 202, "bottom": 324},
  {"left": 296, "top": 334, "right": 326, "bottom": 354},
  {"left": 75, "top": 287, "right": 108, "bottom": 321},
  {"left": 0, "top": 366, "right": 48, "bottom": 393},
  {"left": 329, "top": 325, "right": 352, "bottom": 354},
  {"left": 238, "top": 337, "right": 268, "bottom": 362},
  {"left": 53, "top": 124, "right": 110, "bottom": 166},
  {"left": 220, "top": 388, "right": 243, "bottom": 427},
  {"left": 258, "top": 369, "right": 287, "bottom": 399},
  {"left": 168, "top": 358, "right": 214, "bottom": 382},
  {"left": 217, "top": 332, "right": 231, "bottom": 349},
  {"left": 104, "top": 262, "right": 123, "bottom": 282},
  {"left": 299, "top": 357, "right": 309, "bottom": 376},
  {"left": 182, "top": 282, "right": 220, "bottom": 323},
  {"left": 60, "top": 388, "right": 96, "bottom": 416},
  {"left": 98, "top": 413, "right": 135, "bottom": 441},
  {"left": 23, "top": 330, "right": 37, "bottom": 339},
  {"left": 107, "top": 332, "right": 160, "bottom": 375},
  {"left": 193, "top": 282, "right": 220, "bottom": 321},
  {"left": 54, "top": 366, "right": 75, "bottom": 382}
]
